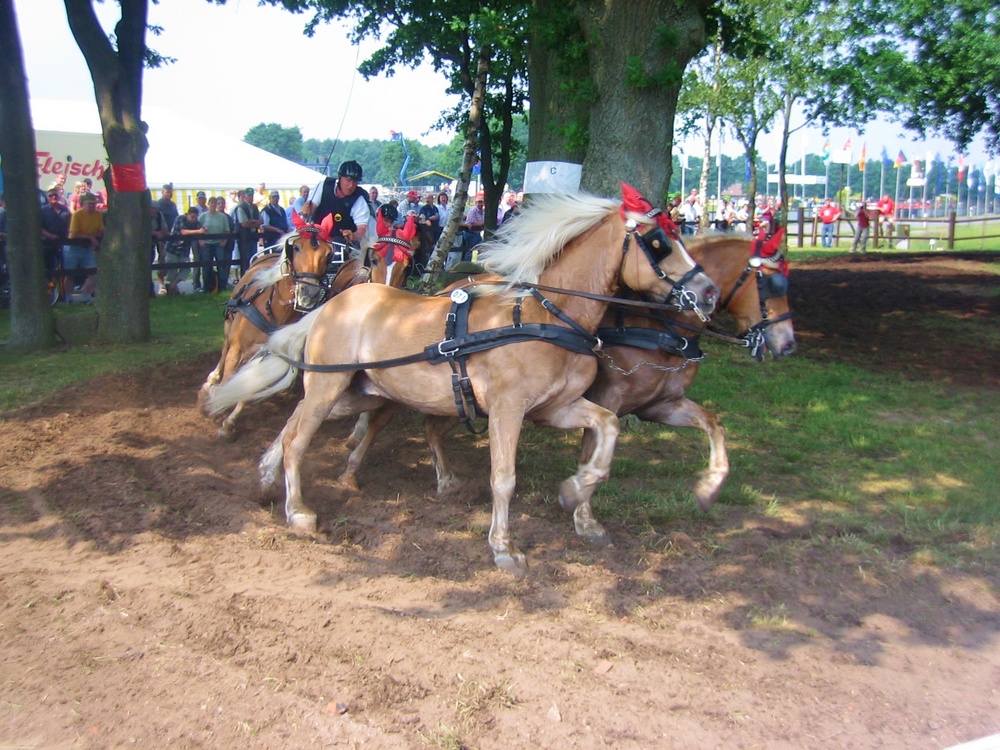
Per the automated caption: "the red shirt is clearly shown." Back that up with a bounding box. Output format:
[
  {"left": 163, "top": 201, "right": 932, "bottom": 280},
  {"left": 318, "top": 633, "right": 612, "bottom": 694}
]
[
  {"left": 876, "top": 198, "right": 895, "bottom": 218},
  {"left": 818, "top": 204, "right": 840, "bottom": 224}
]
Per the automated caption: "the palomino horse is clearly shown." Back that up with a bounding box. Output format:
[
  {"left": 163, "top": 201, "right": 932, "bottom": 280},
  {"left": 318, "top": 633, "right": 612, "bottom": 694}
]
[
  {"left": 345, "top": 230, "right": 796, "bottom": 545},
  {"left": 206, "top": 185, "right": 719, "bottom": 572},
  {"left": 197, "top": 215, "right": 367, "bottom": 439},
  {"left": 369, "top": 209, "right": 418, "bottom": 287}
]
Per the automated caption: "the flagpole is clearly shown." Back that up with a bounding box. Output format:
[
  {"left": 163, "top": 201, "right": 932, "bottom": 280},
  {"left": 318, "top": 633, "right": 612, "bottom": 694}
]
[{"left": 879, "top": 156, "right": 885, "bottom": 198}]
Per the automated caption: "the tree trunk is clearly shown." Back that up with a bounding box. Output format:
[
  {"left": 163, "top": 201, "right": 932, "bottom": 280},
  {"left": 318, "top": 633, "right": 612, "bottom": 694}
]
[
  {"left": 0, "top": 0, "right": 56, "bottom": 348},
  {"left": 698, "top": 121, "right": 714, "bottom": 230},
  {"left": 576, "top": 0, "right": 709, "bottom": 201},
  {"left": 419, "top": 46, "right": 490, "bottom": 292},
  {"left": 64, "top": 0, "right": 151, "bottom": 344}
]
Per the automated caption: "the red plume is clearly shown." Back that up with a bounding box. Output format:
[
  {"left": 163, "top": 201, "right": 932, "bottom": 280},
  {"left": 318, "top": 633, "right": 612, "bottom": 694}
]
[
  {"left": 399, "top": 214, "right": 418, "bottom": 243},
  {"left": 290, "top": 208, "right": 307, "bottom": 231},
  {"left": 318, "top": 213, "right": 336, "bottom": 243},
  {"left": 758, "top": 227, "right": 789, "bottom": 276},
  {"left": 620, "top": 182, "right": 679, "bottom": 237}
]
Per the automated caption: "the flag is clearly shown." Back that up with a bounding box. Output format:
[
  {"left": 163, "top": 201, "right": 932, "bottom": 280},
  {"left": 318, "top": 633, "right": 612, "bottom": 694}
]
[
  {"left": 957, "top": 155, "right": 966, "bottom": 181},
  {"left": 389, "top": 130, "right": 402, "bottom": 141},
  {"left": 894, "top": 150, "right": 906, "bottom": 168},
  {"left": 881, "top": 147, "right": 892, "bottom": 167},
  {"left": 912, "top": 158, "right": 922, "bottom": 177},
  {"left": 858, "top": 143, "right": 867, "bottom": 171},
  {"left": 843, "top": 137, "right": 852, "bottom": 151},
  {"left": 822, "top": 140, "right": 831, "bottom": 163},
  {"left": 744, "top": 154, "right": 752, "bottom": 182}
]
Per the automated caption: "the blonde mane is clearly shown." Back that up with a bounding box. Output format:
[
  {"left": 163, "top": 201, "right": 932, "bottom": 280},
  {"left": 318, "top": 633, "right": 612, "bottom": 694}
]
[{"left": 478, "top": 192, "right": 620, "bottom": 283}]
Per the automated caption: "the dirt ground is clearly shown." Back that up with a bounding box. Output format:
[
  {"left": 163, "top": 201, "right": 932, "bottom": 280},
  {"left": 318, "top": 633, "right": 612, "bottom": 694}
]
[{"left": 1, "top": 252, "right": 998, "bottom": 749}]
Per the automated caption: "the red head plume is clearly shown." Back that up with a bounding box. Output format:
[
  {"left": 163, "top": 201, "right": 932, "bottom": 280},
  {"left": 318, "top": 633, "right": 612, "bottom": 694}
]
[
  {"left": 620, "top": 182, "right": 679, "bottom": 238},
  {"left": 758, "top": 227, "right": 789, "bottom": 275}
]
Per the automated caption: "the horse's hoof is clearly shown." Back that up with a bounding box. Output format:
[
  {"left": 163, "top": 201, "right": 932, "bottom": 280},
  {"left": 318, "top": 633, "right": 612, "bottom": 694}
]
[
  {"left": 216, "top": 427, "right": 237, "bottom": 443},
  {"left": 287, "top": 512, "right": 318, "bottom": 533},
  {"left": 493, "top": 551, "right": 528, "bottom": 575},
  {"left": 584, "top": 528, "right": 612, "bottom": 546},
  {"left": 336, "top": 473, "right": 360, "bottom": 491}
]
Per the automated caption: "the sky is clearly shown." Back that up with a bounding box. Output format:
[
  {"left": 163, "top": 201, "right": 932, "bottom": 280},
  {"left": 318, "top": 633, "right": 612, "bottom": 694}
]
[{"left": 14, "top": 0, "right": 993, "bottom": 168}]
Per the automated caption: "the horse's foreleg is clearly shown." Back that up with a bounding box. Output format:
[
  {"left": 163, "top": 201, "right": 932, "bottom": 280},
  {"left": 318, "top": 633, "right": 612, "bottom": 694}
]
[
  {"left": 486, "top": 407, "right": 527, "bottom": 574},
  {"left": 260, "top": 401, "right": 305, "bottom": 492},
  {"left": 537, "top": 399, "right": 620, "bottom": 545},
  {"left": 282, "top": 374, "right": 353, "bottom": 531},
  {"left": 338, "top": 402, "right": 398, "bottom": 489},
  {"left": 425, "top": 416, "right": 461, "bottom": 497},
  {"left": 638, "top": 396, "right": 727, "bottom": 511}
]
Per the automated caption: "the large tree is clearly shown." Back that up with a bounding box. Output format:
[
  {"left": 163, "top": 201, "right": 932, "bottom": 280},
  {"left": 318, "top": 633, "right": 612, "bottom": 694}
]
[
  {"left": 0, "top": 0, "right": 56, "bottom": 348},
  {"left": 64, "top": 0, "right": 157, "bottom": 343},
  {"left": 243, "top": 122, "right": 305, "bottom": 162},
  {"left": 528, "top": 0, "right": 714, "bottom": 203}
]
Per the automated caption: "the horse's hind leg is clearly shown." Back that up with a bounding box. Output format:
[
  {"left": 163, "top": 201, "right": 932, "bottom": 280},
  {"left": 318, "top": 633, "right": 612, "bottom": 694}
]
[
  {"left": 638, "top": 396, "right": 728, "bottom": 511},
  {"left": 425, "top": 415, "right": 462, "bottom": 497},
  {"left": 537, "top": 399, "right": 620, "bottom": 545},
  {"left": 218, "top": 401, "right": 246, "bottom": 442},
  {"left": 338, "top": 402, "right": 399, "bottom": 489}
]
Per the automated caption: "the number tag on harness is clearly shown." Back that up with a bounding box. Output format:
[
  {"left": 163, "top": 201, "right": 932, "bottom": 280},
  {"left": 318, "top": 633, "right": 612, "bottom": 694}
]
[{"left": 450, "top": 288, "right": 469, "bottom": 304}]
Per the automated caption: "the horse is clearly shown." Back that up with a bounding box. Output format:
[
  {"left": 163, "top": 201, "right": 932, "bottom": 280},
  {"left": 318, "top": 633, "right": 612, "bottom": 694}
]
[
  {"left": 205, "top": 184, "right": 719, "bottom": 573},
  {"left": 344, "top": 229, "right": 797, "bottom": 546},
  {"left": 368, "top": 209, "right": 418, "bottom": 287},
  {"left": 197, "top": 215, "right": 367, "bottom": 440}
]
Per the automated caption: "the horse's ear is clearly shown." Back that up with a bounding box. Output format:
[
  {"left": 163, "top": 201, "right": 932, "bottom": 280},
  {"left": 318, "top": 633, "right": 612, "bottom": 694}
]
[
  {"left": 376, "top": 209, "right": 390, "bottom": 237},
  {"left": 318, "top": 214, "right": 335, "bottom": 243},
  {"left": 760, "top": 227, "right": 785, "bottom": 258},
  {"left": 620, "top": 182, "right": 646, "bottom": 215},
  {"left": 290, "top": 208, "right": 306, "bottom": 230},
  {"left": 400, "top": 214, "right": 418, "bottom": 243}
]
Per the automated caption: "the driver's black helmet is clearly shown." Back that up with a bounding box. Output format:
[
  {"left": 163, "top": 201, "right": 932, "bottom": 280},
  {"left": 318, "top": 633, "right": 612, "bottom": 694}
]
[
  {"left": 338, "top": 160, "right": 363, "bottom": 181},
  {"left": 378, "top": 203, "right": 399, "bottom": 223}
]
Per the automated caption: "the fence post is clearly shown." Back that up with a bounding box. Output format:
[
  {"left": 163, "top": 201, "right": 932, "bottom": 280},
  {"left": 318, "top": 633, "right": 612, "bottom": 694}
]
[
  {"left": 947, "top": 211, "right": 956, "bottom": 250},
  {"left": 797, "top": 208, "right": 805, "bottom": 247}
]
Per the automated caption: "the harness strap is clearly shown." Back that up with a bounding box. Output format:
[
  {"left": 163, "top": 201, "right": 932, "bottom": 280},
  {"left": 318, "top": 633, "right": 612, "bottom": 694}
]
[
  {"left": 225, "top": 286, "right": 281, "bottom": 335},
  {"left": 597, "top": 326, "right": 703, "bottom": 360}
]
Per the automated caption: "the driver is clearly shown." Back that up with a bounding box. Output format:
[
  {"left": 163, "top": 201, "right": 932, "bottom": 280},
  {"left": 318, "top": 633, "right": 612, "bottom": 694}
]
[{"left": 305, "top": 160, "right": 370, "bottom": 246}]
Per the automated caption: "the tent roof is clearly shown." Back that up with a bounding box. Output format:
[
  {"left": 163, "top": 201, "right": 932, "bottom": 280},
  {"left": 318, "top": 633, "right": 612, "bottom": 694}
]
[{"left": 30, "top": 99, "right": 324, "bottom": 190}]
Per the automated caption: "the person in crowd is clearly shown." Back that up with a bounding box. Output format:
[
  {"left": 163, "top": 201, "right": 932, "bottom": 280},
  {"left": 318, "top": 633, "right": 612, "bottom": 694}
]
[
  {"left": 149, "top": 201, "right": 168, "bottom": 295},
  {"left": 67, "top": 180, "right": 89, "bottom": 213},
  {"left": 818, "top": 198, "right": 841, "bottom": 248},
  {"left": 41, "top": 188, "right": 71, "bottom": 281},
  {"left": 193, "top": 191, "right": 209, "bottom": 216},
  {"left": 253, "top": 182, "right": 269, "bottom": 211},
  {"left": 260, "top": 190, "right": 289, "bottom": 248},
  {"left": 679, "top": 196, "right": 699, "bottom": 235},
  {"left": 164, "top": 205, "right": 206, "bottom": 294},
  {"left": 81, "top": 178, "right": 105, "bottom": 210},
  {"left": 306, "top": 160, "right": 370, "bottom": 245},
  {"left": 502, "top": 193, "right": 522, "bottom": 224},
  {"left": 199, "top": 197, "right": 231, "bottom": 293},
  {"left": 66, "top": 193, "right": 104, "bottom": 297},
  {"left": 47, "top": 174, "right": 67, "bottom": 205},
  {"left": 850, "top": 201, "right": 871, "bottom": 257},
  {"left": 733, "top": 200, "right": 750, "bottom": 233},
  {"left": 757, "top": 197, "right": 780, "bottom": 239},
  {"left": 459, "top": 194, "right": 486, "bottom": 258},
  {"left": 397, "top": 189, "right": 422, "bottom": 227},
  {"left": 216, "top": 195, "right": 237, "bottom": 287},
  {"left": 287, "top": 185, "right": 310, "bottom": 223},
  {"left": 876, "top": 193, "right": 895, "bottom": 247},
  {"left": 232, "top": 188, "right": 263, "bottom": 275},
  {"left": 414, "top": 192, "right": 441, "bottom": 275},
  {"left": 156, "top": 184, "right": 179, "bottom": 291},
  {"left": 369, "top": 186, "right": 382, "bottom": 212}
]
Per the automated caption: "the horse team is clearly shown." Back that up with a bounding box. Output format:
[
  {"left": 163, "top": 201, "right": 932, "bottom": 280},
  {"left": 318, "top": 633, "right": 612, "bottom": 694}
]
[{"left": 202, "top": 184, "right": 796, "bottom": 573}]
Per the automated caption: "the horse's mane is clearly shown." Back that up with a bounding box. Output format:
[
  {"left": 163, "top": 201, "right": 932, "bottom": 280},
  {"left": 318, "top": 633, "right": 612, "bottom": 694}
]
[
  {"left": 478, "top": 192, "right": 620, "bottom": 283},
  {"left": 683, "top": 232, "right": 753, "bottom": 255},
  {"left": 255, "top": 259, "right": 284, "bottom": 286}
]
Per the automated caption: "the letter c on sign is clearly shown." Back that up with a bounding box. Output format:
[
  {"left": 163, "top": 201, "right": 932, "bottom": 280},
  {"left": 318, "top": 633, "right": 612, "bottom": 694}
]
[{"left": 549, "top": 167, "right": 557, "bottom": 175}]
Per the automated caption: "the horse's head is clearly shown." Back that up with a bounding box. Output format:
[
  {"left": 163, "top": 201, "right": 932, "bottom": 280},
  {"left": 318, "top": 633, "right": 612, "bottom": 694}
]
[
  {"left": 619, "top": 183, "right": 719, "bottom": 320},
  {"left": 370, "top": 209, "right": 418, "bottom": 287},
  {"left": 285, "top": 210, "right": 338, "bottom": 311},
  {"left": 711, "top": 228, "right": 797, "bottom": 361}
]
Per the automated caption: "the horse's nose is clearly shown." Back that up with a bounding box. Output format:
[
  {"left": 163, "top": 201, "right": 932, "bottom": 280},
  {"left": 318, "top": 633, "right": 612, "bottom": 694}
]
[{"left": 780, "top": 340, "right": 797, "bottom": 358}]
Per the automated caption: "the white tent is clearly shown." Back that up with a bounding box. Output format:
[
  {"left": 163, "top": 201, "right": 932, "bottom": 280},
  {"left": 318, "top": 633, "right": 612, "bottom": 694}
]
[{"left": 30, "top": 100, "right": 323, "bottom": 202}]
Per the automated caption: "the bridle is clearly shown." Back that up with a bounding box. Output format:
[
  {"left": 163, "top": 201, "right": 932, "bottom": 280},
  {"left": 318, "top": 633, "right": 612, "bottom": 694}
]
[
  {"left": 716, "top": 239, "right": 793, "bottom": 360},
  {"left": 280, "top": 229, "right": 346, "bottom": 312},
  {"left": 622, "top": 209, "right": 712, "bottom": 321}
]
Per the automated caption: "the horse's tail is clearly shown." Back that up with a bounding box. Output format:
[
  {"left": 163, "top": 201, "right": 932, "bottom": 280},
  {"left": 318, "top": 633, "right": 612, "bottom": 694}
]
[{"left": 203, "top": 309, "right": 318, "bottom": 415}]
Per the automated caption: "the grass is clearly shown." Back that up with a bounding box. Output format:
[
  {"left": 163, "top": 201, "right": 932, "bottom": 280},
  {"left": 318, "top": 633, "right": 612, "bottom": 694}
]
[{"left": 0, "top": 294, "right": 225, "bottom": 411}]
